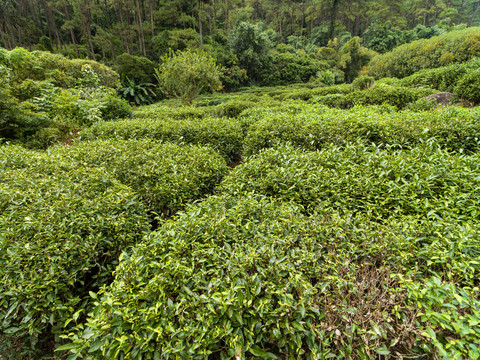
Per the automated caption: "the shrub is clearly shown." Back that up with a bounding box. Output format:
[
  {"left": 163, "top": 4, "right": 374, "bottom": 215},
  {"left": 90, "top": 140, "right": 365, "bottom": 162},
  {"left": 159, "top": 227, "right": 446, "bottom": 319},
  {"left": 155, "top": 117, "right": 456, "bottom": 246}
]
[
  {"left": 65, "top": 59, "right": 120, "bottom": 89},
  {"left": 454, "top": 68, "right": 480, "bottom": 105},
  {"left": 0, "top": 166, "right": 149, "bottom": 358},
  {"left": 314, "top": 69, "right": 335, "bottom": 86},
  {"left": 368, "top": 27, "right": 480, "bottom": 79},
  {"left": 119, "top": 76, "right": 157, "bottom": 105},
  {"left": 261, "top": 51, "right": 327, "bottom": 85},
  {"left": 80, "top": 117, "right": 244, "bottom": 163},
  {"left": 220, "top": 142, "right": 480, "bottom": 219},
  {"left": 63, "top": 195, "right": 424, "bottom": 359},
  {"left": 114, "top": 53, "right": 156, "bottom": 83},
  {"left": 9, "top": 79, "right": 51, "bottom": 102},
  {"left": 29, "top": 119, "right": 81, "bottom": 149},
  {"left": 404, "top": 98, "right": 438, "bottom": 111},
  {"left": 0, "top": 79, "right": 50, "bottom": 141},
  {"left": 0, "top": 48, "right": 119, "bottom": 89},
  {"left": 243, "top": 105, "right": 480, "bottom": 155},
  {"left": 280, "top": 84, "right": 354, "bottom": 101},
  {"left": 47, "top": 87, "right": 131, "bottom": 126},
  {"left": 0, "top": 49, "right": 127, "bottom": 146},
  {"left": 309, "top": 93, "right": 348, "bottom": 107},
  {"left": 399, "top": 58, "right": 480, "bottom": 92},
  {"left": 50, "top": 140, "right": 229, "bottom": 216},
  {"left": 340, "top": 87, "right": 436, "bottom": 109},
  {"left": 338, "top": 37, "right": 377, "bottom": 83},
  {"left": 351, "top": 75, "right": 375, "bottom": 90},
  {"left": 155, "top": 49, "right": 223, "bottom": 105},
  {"left": 210, "top": 99, "right": 256, "bottom": 118},
  {"left": 221, "top": 64, "right": 248, "bottom": 91},
  {"left": 100, "top": 94, "right": 132, "bottom": 120}
]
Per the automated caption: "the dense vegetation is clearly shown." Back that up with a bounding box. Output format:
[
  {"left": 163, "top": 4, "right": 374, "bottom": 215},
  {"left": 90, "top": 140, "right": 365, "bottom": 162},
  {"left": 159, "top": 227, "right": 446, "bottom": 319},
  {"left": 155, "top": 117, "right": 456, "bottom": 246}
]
[
  {"left": 2, "top": 11, "right": 480, "bottom": 360},
  {"left": 2, "top": 0, "right": 480, "bottom": 92}
]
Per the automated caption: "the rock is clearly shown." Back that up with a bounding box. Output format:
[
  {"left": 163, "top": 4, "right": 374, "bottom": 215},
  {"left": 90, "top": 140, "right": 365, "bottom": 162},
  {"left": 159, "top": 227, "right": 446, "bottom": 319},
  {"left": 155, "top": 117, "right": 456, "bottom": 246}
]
[{"left": 425, "top": 92, "right": 453, "bottom": 106}]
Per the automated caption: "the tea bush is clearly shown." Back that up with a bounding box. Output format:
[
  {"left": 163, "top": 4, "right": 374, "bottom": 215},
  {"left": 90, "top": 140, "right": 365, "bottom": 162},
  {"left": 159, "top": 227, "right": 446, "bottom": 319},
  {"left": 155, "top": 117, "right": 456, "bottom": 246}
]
[
  {"left": 134, "top": 98, "right": 258, "bottom": 121},
  {"left": 219, "top": 143, "right": 480, "bottom": 358},
  {"left": 220, "top": 142, "right": 480, "bottom": 220},
  {"left": 404, "top": 98, "right": 438, "bottom": 111},
  {"left": 341, "top": 87, "right": 436, "bottom": 109},
  {"left": 399, "top": 58, "right": 480, "bottom": 92},
  {"left": 80, "top": 117, "right": 243, "bottom": 162},
  {"left": 210, "top": 99, "right": 257, "bottom": 118},
  {"left": 309, "top": 87, "right": 436, "bottom": 109},
  {"left": 351, "top": 75, "right": 375, "bottom": 90},
  {"left": 243, "top": 105, "right": 480, "bottom": 155},
  {"left": 0, "top": 144, "right": 46, "bottom": 170},
  {"left": 0, "top": 166, "right": 149, "bottom": 358},
  {"left": 49, "top": 140, "right": 229, "bottom": 216},
  {"left": 454, "top": 68, "right": 480, "bottom": 105},
  {"left": 133, "top": 104, "right": 209, "bottom": 120},
  {"left": 309, "top": 93, "right": 348, "bottom": 108},
  {"left": 64, "top": 195, "right": 426, "bottom": 359},
  {"left": 280, "top": 83, "right": 354, "bottom": 101}
]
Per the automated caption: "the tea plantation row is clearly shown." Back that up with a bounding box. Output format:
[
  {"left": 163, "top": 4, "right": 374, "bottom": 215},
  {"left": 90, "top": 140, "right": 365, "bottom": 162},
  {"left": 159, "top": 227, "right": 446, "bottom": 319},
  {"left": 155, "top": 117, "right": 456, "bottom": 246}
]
[
  {"left": 1, "top": 99, "right": 480, "bottom": 359},
  {"left": 66, "top": 142, "right": 480, "bottom": 360},
  {"left": 83, "top": 104, "right": 480, "bottom": 159}
]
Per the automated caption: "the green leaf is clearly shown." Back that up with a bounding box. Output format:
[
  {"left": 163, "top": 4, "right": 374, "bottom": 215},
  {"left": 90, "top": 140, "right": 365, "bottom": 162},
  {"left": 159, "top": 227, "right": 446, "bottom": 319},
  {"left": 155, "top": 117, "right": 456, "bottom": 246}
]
[
  {"left": 376, "top": 345, "right": 390, "bottom": 355},
  {"left": 56, "top": 343, "right": 78, "bottom": 351},
  {"left": 248, "top": 345, "right": 269, "bottom": 357}
]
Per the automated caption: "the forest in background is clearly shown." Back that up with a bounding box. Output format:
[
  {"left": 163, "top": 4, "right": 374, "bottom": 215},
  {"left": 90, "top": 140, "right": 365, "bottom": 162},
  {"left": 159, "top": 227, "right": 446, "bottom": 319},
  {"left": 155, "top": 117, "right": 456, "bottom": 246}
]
[{"left": 2, "top": 0, "right": 480, "bottom": 61}]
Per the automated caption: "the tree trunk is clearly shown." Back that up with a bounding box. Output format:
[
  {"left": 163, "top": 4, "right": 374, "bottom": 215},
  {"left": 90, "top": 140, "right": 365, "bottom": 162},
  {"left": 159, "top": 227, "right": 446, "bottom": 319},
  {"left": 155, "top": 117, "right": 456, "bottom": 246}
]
[
  {"left": 213, "top": 0, "right": 217, "bottom": 31},
  {"left": 0, "top": 28, "right": 9, "bottom": 49},
  {"left": 457, "top": 0, "right": 466, "bottom": 24},
  {"left": 84, "top": 5, "right": 97, "bottom": 60},
  {"left": 43, "top": 0, "right": 63, "bottom": 50},
  {"left": 116, "top": 4, "right": 130, "bottom": 54},
  {"left": 65, "top": 6, "right": 79, "bottom": 56},
  {"left": 149, "top": 0, "right": 155, "bottom": 37},
  {"left": 329, "top": 0, "right": 339, "bottom": 40},
  {"left": 8, "top": 24, "right": 17, "bottom": 48},
  {"left": 192, "top": 0, "right": 196, "bottom": 30},
  {"left": 300, "top": 3, "right": 305, "bottom": 45},
  {"left": 279, "top": 0, "right": 283, "bottom": 36},
  {"left": 224, "top": 0, "right": 229, "bottom": 33},
  {"left": 198, "top": 0, "right": 203, "bottom": 44},
  {"left": 110, "top": 40, "right": 115, "bottom": 60},
  {"left": 136, "top": 0, "right": 146, "bottom": 56},
  {"left": 470, "top": 0, "right": 480, "bottom": 26},
  {"left": 104, "top": 0, "right": 112, "bottom": 29}
]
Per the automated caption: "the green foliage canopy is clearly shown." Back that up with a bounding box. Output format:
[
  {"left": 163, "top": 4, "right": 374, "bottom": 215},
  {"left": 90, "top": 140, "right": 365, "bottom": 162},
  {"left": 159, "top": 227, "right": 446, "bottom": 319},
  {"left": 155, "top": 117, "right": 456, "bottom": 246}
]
[{"left": 155, "top": 49, "right": 223, "bottom": 105}]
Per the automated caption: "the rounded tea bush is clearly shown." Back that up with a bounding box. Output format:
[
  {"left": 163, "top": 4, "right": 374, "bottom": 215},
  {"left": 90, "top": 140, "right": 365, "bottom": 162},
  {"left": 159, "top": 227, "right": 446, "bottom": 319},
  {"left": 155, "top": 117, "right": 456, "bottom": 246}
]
[
  {"left": 65, "top": 195, "right": 424, "bottom": 359},
  {"left": 0, "top": 144, "right": 46, "bottom": 170},
  {"left": 80, "top": 117, "right": 243, "bottom": 163},
  {"left": 0, "top": 166, "right": 150, "bottom": 358},
  {"left": 243, "top": 105, "right": 480, "bottom": 155},
  {"left": 351, "top": 75, "right": 375, "bottom": 90},
  {"left": 221, "top": 142, "right": 480, "bottom": 219},
  {"left": 50, "top": 140, "right": 229, "bottom": 216},
  {"left": 454, "top": 68, "right": 480, "bottom": 105}
]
